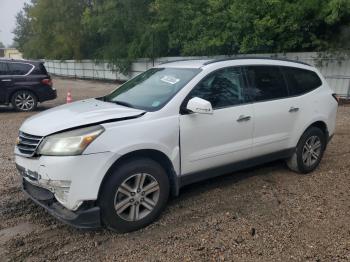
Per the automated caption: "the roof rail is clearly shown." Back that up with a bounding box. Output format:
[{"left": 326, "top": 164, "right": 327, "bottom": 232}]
[
  {"left": 202, "top": 56, "right": 311, "bottom": 66},
  {"left": 159, "top": 58, "right": 209, "bottom": 65}
]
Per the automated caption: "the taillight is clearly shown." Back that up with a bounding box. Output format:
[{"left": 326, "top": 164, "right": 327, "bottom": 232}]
[
  {"left": 332, "top": 93, "right": 339, "bottom": 103},
  {"left": 41, "top": 78, "right": 52, "bottom": 87}
]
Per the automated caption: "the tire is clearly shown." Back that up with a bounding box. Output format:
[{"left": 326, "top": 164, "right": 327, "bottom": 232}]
[
  {"left": 286, "top": 127, "right": 326, "bottom": 174},
  {"left": 99, "top": 158, "right": 170, "bottom": 233},
  {"left": 11, "top": 90, "right": 38, "bottom": 112}
]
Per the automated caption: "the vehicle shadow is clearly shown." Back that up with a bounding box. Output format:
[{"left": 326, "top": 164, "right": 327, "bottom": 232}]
[
  {"left": 170, "top": 160, "right": 288, "bottom": 203},
  {"left": 68, "top": 160, "right": 291, "bottom": 234},
  {"left": 0, "top": 105, "right": 52, "bottom": 114}
]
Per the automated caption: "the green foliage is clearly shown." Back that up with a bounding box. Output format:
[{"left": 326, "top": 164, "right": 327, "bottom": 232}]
[
  {"left": 14, "top": 0, "right": 350, "bottom": 73},
  {"left": 81, "top": 0, "right": 156, "bottom": 72},
  {"left": 14, "top": 0, "right": 92, "bottom": 60},
  {"left": 153, "top": 0, "right": 350, "bottom": 55},
  {"left": 0, "top": 42, "right": 5, "bottom": 48}
]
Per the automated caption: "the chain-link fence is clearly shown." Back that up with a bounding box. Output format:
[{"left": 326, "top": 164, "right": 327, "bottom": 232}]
[{"left": 44, "top": 53, "right": 350, "bottom": 98}]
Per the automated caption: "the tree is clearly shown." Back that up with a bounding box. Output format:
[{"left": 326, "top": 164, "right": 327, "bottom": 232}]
[
  {"left": 13, "top": 0, "right": 350, "bottom": 72},
  {"left": 152, "top": 0, "right": 350, "bottom": 55},
  {"left": 0, "top": 42, "right": 5, "bottom": 48},
  {"left": 14, "top": 0, "right": 92, "bottom": 59},
  {"left": 8, "top": 42, "right": 19, "bottom": 48},
  {"left": 82, "top": 0, "right": 157, "bottom": 72}
]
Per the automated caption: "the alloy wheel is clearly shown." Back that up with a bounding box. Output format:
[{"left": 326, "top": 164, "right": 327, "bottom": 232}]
[
  {"left": 302, "top": 135, "right": 322, "bottom": 167},
  {"left": 15, "top": 92, "right": 35, "bottom": 111},
  {"left": 114, "top": 173, "right": 160, "bottom": 221}
]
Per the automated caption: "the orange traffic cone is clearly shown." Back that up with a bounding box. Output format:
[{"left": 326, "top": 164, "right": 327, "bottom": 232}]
[{"left": 66, "top": 90, "right": 72, "bottom": 103}]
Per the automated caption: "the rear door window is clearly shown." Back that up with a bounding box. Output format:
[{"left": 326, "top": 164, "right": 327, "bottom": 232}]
[
  {"left": 282, "top": 67, "right": 322, "bottom": 95},
  {"left": 0, "top": 62, "right": 8, "bottom": 75},
  {"left": 7, "top": 63, "right": 33, "bottom": 75},
  {"left": 244, "top": 66, "right": 289, "bottom": 102}
]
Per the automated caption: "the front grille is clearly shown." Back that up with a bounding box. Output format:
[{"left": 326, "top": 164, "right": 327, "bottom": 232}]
[{"left": 17, "top": 131, "right": 43, "bottom": 157}]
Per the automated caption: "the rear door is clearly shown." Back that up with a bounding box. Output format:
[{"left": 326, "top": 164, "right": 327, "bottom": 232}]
[
  {"left": 0, "top": 62, "right": 11, "bottom": 103},
  {"left": 7, "top": 62, "right": 36, "bottom": 94},
  {"left": 244, "top": 65, "right": 300, "bottom": 157},
  {"left": 7, "top": 62, "right": 34, "bottom": 84},
  {"left": 180, "top": 66, "right": 254, "bottom": 175}
]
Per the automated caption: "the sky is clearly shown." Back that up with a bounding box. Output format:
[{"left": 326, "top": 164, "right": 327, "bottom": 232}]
[{"left": 0, "top": 0, "right": 30, "bottom": 46}]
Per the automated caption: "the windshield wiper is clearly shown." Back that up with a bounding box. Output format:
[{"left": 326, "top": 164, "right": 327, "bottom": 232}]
[
  {"left": 96, "top": 96, "right": 106, "bottom": 101},
  {"left": 112, "top": 100, "right": 135, "bottom": 108}
]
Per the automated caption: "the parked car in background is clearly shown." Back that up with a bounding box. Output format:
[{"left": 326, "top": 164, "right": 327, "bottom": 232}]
[
  {"left": 0, "top": 59, "right": 56, "bottom": 111},
  {"left": 15, "top": 58, "right": 338, "bottom": 232}
]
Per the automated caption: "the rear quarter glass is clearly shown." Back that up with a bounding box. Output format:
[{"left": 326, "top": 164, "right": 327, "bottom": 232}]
[
  {"left": 281, "top": 66, "right": 322, "bottom": 96},
  {"left": 31, "top": 63, "right": 49, "bottom": 75}
]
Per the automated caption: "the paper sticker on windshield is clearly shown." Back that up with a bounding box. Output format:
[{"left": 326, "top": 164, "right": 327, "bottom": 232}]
[
  {"left": 160, "top": 75, "right": 180, "bottom": 85},
  {"left": 152, "top": 101, "right": 160, "bottom": 107}
]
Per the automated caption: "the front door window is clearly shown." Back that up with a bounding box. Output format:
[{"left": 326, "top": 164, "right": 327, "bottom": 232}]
[{"left": 188, "top": 67, "right": 247, "bottom": 109}]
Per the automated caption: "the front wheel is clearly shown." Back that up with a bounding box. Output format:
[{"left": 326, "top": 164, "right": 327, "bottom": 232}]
[
  {"left": 11, "top": 90, "right": 37, "bottom": 112},
  {"left": 286, "top": 127, "right": 326, "bottom": 174},
  {"left": 99, "top": 158, "right": 169, "bottom": 232}
]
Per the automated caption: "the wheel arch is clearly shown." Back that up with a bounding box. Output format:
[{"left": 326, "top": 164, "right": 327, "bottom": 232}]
[
  {"left": 287, "top": 120, "right": 329, "bottom": 173},
  {"left": 290, "top": 118, "right": 329, "bottom": 150},
  {"left": 304, "top": 120, "right": 329, "bottom": 138},
  {"left": 295, "top": 120, "right": 329, "bottom": 149},
  {"left": 98, "top": 149, "right": 180, "bottom": 200},
  {"left": 8, "top": 88, "right": 38, "bottom": 104}
]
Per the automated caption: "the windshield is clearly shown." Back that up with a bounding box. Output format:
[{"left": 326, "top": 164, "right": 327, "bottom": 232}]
[{"left": 102, "top": 68, "right": 201, "bottom": 111}]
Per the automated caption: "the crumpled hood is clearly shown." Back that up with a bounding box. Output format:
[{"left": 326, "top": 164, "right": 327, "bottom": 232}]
[{"left": 20, "top": 98, "right": 145, "bottom": 136}]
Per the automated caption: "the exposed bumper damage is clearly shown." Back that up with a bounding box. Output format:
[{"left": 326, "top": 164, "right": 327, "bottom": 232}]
[{"left": 21, "top": 177, "right": 101, "bottom": 229}]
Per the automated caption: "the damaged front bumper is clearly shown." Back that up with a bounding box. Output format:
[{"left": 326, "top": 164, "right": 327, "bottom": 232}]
[{"left": 21, "top": 177, "right": 101, "bottom": 229}]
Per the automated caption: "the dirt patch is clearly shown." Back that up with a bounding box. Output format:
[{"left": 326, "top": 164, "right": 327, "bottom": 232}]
[{"left": 0, "top": 77, "right": 349, "bottom": 261}]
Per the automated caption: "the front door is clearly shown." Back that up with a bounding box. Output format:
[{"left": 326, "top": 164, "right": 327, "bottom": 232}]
[{"left": 180, "top": 66, "right": 254, "bottom": 175}]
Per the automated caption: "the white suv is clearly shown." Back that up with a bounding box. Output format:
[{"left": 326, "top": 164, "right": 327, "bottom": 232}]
[{"left": 15, "top": 58, "right": 338, "bottom": 232}]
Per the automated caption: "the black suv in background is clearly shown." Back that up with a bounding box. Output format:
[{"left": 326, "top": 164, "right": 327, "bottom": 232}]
[{"left": 0, "top": 59, "right": 56, "bottom": 111}]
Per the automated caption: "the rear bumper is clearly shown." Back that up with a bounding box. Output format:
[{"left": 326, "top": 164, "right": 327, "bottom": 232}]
[
  {"left": 37, "top": 88, "right": 57, "bottom": 102},
  {"left": 22, "top": 178, "right": 101, "bottom": 229}
]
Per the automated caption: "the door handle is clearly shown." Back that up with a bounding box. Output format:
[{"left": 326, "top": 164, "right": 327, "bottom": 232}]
[
  {"left": 237, "top": 115, "right": 251, "bottom": 122},
  {"left": 1, "top": 79, "right": 12, "bottom": 82},
  {"left": 289, "top": 107, "right": 299, "bottom": 113}
]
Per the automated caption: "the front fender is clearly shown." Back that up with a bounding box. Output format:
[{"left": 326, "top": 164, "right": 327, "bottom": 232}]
[{"left": 112, "top": 142, "right": 180, "bottom": 175}]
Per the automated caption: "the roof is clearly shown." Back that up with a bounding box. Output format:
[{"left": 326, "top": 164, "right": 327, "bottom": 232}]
[{"left": 158, "top": 57, "right": 312, "bottom": 69}]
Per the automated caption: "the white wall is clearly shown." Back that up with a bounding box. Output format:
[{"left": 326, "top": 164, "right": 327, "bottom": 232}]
[
  {"left": 2, "top": 48, "right": 23, "bottom": 59},
  {"left": 44, "top": 53, "right": 350, "bottom": 97}
]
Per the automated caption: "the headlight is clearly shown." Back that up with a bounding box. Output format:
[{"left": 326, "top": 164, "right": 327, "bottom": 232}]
[{"left": 37, "top": 125, "right": 104, "bottom": 156}]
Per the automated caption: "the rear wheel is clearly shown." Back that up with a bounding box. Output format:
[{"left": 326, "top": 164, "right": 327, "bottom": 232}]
[
  {"left": 286, "top": 127, "right": 326, "bottom": 174},
  {"left": 99, "top": 158, "right": 169, "bottom": 232},
  {"left": 11, "top": 90, "right": 37, "bottom": 112}
]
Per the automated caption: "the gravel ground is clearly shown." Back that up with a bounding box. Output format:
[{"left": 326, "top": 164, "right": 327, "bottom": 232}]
[{"left": 0, "top": 77, "right": 349, "bottom": 261}]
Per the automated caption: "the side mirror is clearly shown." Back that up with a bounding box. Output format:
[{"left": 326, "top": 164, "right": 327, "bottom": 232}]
[{"left": 186, "top": 97, "right": 213, "bottom": 114}]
